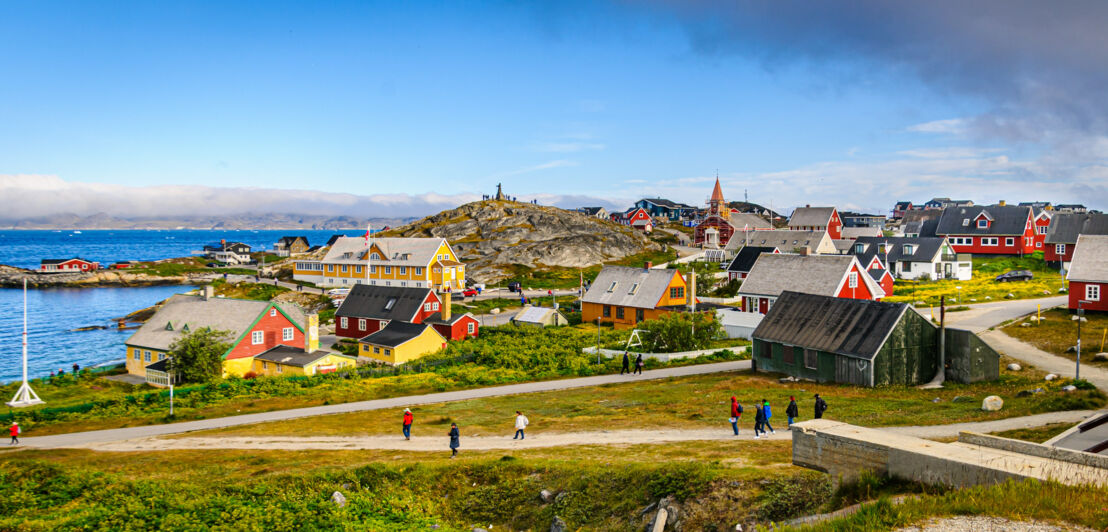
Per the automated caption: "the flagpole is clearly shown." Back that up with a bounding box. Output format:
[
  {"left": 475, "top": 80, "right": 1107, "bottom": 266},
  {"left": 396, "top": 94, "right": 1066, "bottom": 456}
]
[{"left": 8, "top": 279, "right": 44, "bottom": 407}]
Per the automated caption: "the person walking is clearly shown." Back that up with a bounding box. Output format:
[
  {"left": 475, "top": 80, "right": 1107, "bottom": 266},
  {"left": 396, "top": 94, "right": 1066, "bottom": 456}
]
[
  {"left": 762, "top": 399, "right": 776, "bottom": 434},
  {"left": 621, "top": 352, "right": 631, "bottom": 375},
  {"left": 72, "top": 363, "right": 80, "bottom": 374},
  {"left": 513, "top": 411, "right": 529, "bottom": 440},
  {"left": 814, "top": 394, "right": 829, "bottom": 419},
  {"left": 402, "top": 408, "right": 413, "bottom": 440},
  {"left": 729, "top": 396, "right": 743, "bottom": 436},
  {"left": 786, "top": 396, "right": 799, "bottom": 426},
  {"left": 448, "top": 423, "right": 460, "bottom": 458},
  {"left": 634, "top": 354, "right": 644, "bottom": 375},
  {"left": 753, "top": 404, "right": 765, "bottom": 439},
  {"left": 9, "top": 422, "right": 19, "bottom": 445}
]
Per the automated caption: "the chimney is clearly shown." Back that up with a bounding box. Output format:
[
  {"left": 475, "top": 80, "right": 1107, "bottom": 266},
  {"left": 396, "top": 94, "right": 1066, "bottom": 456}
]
[
  {"left": 645, "top": 261, "right": 652, "bottom": 270},
  {"left": 441, "top": 292, "right": 452, "bottom": 322},
  {"left": 799, "top": 247, "right": 809, "bottom": 256},
  {"left": 305, "top": 314, "right": 319, "bottom": 353},
  {"left": 998, "top": 200, "right": 1006, "bottom": 206},
  {"left": 221, "top": 239, "right": 226, "bottom": 245},
  {"left": 203, "top": 285, "right": 214, "bottom": 300}
]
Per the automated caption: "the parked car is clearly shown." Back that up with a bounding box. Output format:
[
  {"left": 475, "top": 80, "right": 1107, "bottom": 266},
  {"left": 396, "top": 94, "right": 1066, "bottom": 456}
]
[
  {"left": 507, "top": 281, "right": 522, "bottom": 293},
  {"left": 461, "top": 288, "right": 478, "bottom": 297},
  {"left": 994, "top": 270, "right": 1033, "bottom": 282}
]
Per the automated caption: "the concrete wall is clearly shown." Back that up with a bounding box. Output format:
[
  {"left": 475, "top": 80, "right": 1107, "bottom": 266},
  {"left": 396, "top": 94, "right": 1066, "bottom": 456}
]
[{"left": 958, "top": 431, "right": 1108, "bottom": 470}]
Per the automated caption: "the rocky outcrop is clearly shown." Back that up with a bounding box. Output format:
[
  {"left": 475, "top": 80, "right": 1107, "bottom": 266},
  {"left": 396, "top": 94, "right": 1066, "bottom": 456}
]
[
  {"left": 0, "top": 264, "right": 217, "bottom": 288},
  {"left": 384, "top": 200, "right": 660, "bottom": 282}
]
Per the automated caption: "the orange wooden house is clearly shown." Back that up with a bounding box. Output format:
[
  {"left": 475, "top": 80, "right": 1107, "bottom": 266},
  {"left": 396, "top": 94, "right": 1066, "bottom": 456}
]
[{"left": 581, "top": 266, "right": 693, "bottom": 328}]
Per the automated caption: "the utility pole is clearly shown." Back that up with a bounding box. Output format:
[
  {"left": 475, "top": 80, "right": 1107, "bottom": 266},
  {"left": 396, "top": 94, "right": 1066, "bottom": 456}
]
[{"left": 1077, "top": 300, "right": 1089, "bottom": 381}]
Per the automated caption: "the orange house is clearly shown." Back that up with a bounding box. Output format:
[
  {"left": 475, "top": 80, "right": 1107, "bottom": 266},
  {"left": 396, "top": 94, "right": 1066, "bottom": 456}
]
[{"left": 581, "top": 266, "right": 692, "bottom": 328}]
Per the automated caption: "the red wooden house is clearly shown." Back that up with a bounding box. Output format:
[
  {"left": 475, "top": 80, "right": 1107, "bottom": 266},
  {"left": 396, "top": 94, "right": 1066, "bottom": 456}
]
[
  {"left": 335, "top": 285, "right": 478, "bottom": 341},
  {"left": 788, "top": 206, "right": 843, "bottom": 240},
  {"left": 40, "top": 257, "right": 100, "bottom": 272},
  {"left": 935, "top": 204, "right": 1035, "bottom": 255},
  {"left": 736, "top": 254, "right": 885, "bottom": 315},
  {"left": 1032, "top": 209, "right": 1053, "bottom": 251},
  {"left": 1066, "top": 235, "right": 1108, "bottom": 313},
  {"left": 1044, "top": 213, "right": 1108, "bottom": 266}
]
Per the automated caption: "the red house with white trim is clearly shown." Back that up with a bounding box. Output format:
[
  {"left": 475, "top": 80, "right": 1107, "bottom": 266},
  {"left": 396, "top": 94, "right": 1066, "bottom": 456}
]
[
  {"left": 935, "top": 204, "right": 1035, "bottom": 255},
  {"left": 335, "top": 285, "right": 478, "bottom": 341},
  {"left": 1032, "top": 209, "right": 1052, "bottom": 251},
  {"left": 40, "top": 257, "right": 100, "bottom": 272},
  {"left": 1066, "top": 235, "right": 1108, "bottom": 313},
  {"left": 1044, "top": 213, "right": 1108, "bottom": 267},
  {"left": 736, "top": 254, "right": 884, "bottom": 315},
  {"left": 788, "top": 206, "right": 843, "bottom": 240}
]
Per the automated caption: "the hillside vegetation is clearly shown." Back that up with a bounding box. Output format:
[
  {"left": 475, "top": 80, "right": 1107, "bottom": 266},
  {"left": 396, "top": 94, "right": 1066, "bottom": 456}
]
[{"left": 381, "top": 200, "right": 662, "bottom": 282}]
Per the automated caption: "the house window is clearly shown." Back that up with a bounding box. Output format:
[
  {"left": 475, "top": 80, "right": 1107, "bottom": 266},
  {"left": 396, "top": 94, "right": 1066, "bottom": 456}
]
[
  {"left": 340, "top": 317, "right": 348, "bottom": 328},
  {"left": 384, "top": 348, "right": 391, "bottom": 356},
  {"left": 145, "top": 351, "right": 152, "bottom": 362},
  {"left": 385, "top": 298, "right": 397, "bottom": 310},
  {"left": 371, "top": 253, "right": 380, "bottom": 260},
  {"left": 327, "top": 265, "right": 334, "bottom": 272},
  {"left": 283, "top": 327, "right": 294, "bottom": 341},
  {"left": 635, "top": 308, "right": 644, "bottom": 322},
  {"left": 669, "top": 287, "right": 684, "bottom": 299},
  {"left": 1055, "top": 244, "right": 1066, "bottom": 255},
  {"left": 804, "top": 349, "right": 817, "bottom": 369},
  {"left": 262, "top": 361, "right": 267, "bottom": 370},
  {"left": 962, "top": 219, "right": 970, "bottom": 227},
  {"left": 855, "top": 243, "right": 865, "bottom": 254},
  {"left": 270, "top": 308, "right": 277, "bottom": 317},
  {"left": 415, "top": 267, "right": 423, "bottom": 275},
  {"left": 783, "top": 345, "right": 794, "bottom": 364},
  {"left": 432, "top": 302, "right": 440, "bottom": 311},
  {"left": 384, "top": 266, "right": 392, "bottom": 274},
  {"left": 424, "top": 303, "right": 432, "bottom": 312},
  {"left": 603, "top": 305, "right": 611, "bottom": 317},
  {"left": 977, "top": 219, "right": 988, "bottom": 228},
  {"left": 1037, "top": 226, "right": 1048, "bottom": 234},
  {"left": 358, "top": 319, "right": 366, "bottom": 331},
  {"left": 277, "top": 364, "right": 282, "bottom": 373},
  {"left": 902, "top": 245, "right": 914, "bottom": 255},
  {"left": 341, "top": 265, "right": 348, "bottom": 273},
  {"left": 370, "top": 265, "right": 378, "bottom": 274},
  {"left": 399, "top": 267, "right": 407, "bottom": 275},
  {"left": 1087, "top": 284, "right": 1101, "bottom": 301},
  {"left": 607, "top": 282, "right": 617, "bottom": 293},
  {"left": 628, "top": 283, "right": 639, "bottom": 295},
  {"left": 467, "top": 322, "right": 475, "bottom": 334},
  {"left": 374, "top": 346, "right": 381, "bottom": 354},
  {"left": 252, "top": 331, "right": 264, "bottom": 345},
  {"left": 982, "top": 237, "right": 998, "bottom": 246},
  {"left": 848, "top": 272, "right": 858, "bottom": 288},
  {"left": 616, "top": 307, "right": 625, "bottom": 319},
  {"left": 1005, "top": 237, "right": 1015, "bottom": 246},
  {"left": 355, "top": 265, "right": 363, "bottom": 274}
]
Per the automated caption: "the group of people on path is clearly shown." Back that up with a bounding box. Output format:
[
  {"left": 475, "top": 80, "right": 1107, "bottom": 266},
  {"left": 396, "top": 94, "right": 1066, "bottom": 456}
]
[
  {"left": 620, "top": 351, "right": 644, "bottom": 375},
  {"left": 399, "top": 409, "right": 531, "bottom": 458},
  {"left": 728, "top": 393, "right": 829, "bottom": 438}
]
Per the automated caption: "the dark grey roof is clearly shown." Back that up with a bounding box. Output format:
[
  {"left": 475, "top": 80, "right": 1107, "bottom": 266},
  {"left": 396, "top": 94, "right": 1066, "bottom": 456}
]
[
  {"left": 737, "top": 254, "right": 883, "bottom": 298},
  {"left": 1066, "top": 235, "right": 1108, "bottom": 283},
  {"left": 145, "top": 359, "right": 170, "bottom": 372},
  {"left": 868, "top": 268, "right": 889, "bottom": 282},
  {"left": 359, "top": 321, "right": 441, "bottom": 347},
  {"left": 640, "top": 198, "right": 695, "bottom": 209},
  {"left": 579, "top": 207, "right": 605, "bottom": 215},
  {"left": 1044, "top": 213, "right": 1108, "bottom": 244},
  {"left": 727, "top": 246, "right": 777, "bottom": 274},
  {"left": 41, "top": 257, "right": 96, "bottom": 264},
  {"left": 851, "top": 236, "right": 947, "bottom": 267},
  {"left": 325, "top": 234, "right": 346, "bottom": 246},
  {"left": 254, "top": 345, "right": 348, "bottom": 367},
  {"left": 424, "top": 311, "right": 473, "bottom": 325},
  {"left": 894, "top": 201, "right": 913, "bottom": 209},
  {"left": 277, "top": 236, "right": 309, "bottom": 246},
  {"left": 901, "top": 209, "right": 941, "bottom": 225},
  {"left": 335, "top": 285, "right": 433, "bottom": 321},
  {"left": 752, "top": 291, "right": 910, "bottom": 361},
  {"left": 935, "top": 205, "right": 1031, "bottom": 236},
  {"left": 582, "top": 266, "right": 681, "bottom": 309},
  {"left": 788, "top": 207, "right": 837, "bottom": 228}
]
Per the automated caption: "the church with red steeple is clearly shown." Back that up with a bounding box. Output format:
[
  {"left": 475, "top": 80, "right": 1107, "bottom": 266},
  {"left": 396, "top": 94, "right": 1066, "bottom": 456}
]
[{"left": 694, "top": 177, "right": 736, "bottom": 247}]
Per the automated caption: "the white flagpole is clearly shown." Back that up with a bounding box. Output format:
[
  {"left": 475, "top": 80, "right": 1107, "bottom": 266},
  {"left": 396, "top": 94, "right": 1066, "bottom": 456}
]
[{"left": 8, "top": 279, "right": 44, "bottom": 407}]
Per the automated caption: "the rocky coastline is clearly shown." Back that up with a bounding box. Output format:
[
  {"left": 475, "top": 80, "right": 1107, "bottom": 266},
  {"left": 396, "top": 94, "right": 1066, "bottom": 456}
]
[{"left": 0, "top": 264, "right": 216, "bottom": 288}]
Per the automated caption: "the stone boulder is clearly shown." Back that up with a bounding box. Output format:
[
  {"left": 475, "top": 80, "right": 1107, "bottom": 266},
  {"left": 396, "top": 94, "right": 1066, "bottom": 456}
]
[
  {"left": 550, "top": 516, "right": 567, "bottom": 532},
  {"left": 1094, "top": 353, "right": 1108, "bottom": 362},
  {"left": 1006, "top": 363, "right": 1022, "bottom": 371},
  {"left": 981, "top": 395, "right": 1004, "bottom": 411},
  {"left": 540, "top": 489, "right": 555, "bottom": 504},
  {"left": 1062, "top": 385, "right": 1077, "bottom": 392},
  {"left": 331, "top": 491, "right": 347, "bottom": 508},
  {"left": 1045, "top": 374, "right": 1058, "bottom": 381}
]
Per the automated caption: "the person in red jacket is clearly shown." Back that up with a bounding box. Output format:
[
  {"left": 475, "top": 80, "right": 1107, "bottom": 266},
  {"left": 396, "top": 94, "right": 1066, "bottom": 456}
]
[
  {"left": 729, "top": 396, "right": 743, "bottom": 436},
  {"left": 402, "top": 408, "right": 413, "bottom": 440},
  {"left": 9, "top": 422, "right": 19, "bottom": 445}
]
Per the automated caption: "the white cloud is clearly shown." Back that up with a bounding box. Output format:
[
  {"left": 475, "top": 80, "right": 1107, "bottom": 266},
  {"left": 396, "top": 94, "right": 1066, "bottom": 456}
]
[{"left": 907, "top": 118, "right": 968, "bottom": 135}]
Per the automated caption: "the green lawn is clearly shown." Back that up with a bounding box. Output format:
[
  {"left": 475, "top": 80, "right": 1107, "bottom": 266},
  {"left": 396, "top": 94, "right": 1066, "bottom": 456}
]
[
  {"left": 1001, "top": 308, "right": 1108, "bottom": 367},
  {"left": 886, "top": 254, "right": 1066, "bottom": 305}
]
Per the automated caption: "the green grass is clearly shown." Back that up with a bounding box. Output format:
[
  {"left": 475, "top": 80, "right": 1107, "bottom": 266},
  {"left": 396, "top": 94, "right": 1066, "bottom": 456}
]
[
  {"left": 210, "top": 278, "right": 289, "bottom": 300},
  {"left": 451, "top": 297, "right": 524, "bottom": 316},
  {"left": 1002, "top": 308, "right": 1108, "bottom": 367},
  {"left": 193, "top": 365, "right": 1104, "bottom": 439},
  {"left": 886, "top": 255, "right": 1065, "bottom": 305},
  {"left": 989, "top": 423, "right": 1073, "bottom": 443}
]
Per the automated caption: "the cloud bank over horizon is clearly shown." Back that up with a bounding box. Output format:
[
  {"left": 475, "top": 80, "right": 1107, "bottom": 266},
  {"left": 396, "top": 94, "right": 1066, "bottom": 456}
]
[{"left": 0, "top": 176, "right": 626, "bottom": 222}]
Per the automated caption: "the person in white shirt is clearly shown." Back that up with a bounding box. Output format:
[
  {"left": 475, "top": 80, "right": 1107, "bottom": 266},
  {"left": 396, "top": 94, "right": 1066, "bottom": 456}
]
[{"left": 513, "top": 411, "right": 529, "bottom": 440}]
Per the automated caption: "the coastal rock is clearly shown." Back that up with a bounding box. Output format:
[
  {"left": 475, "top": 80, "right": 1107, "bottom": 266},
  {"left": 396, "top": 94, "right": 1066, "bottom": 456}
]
[
  {"left": 981, "top": 396, "right": 1004, "bottom": 411},
  {"left": 382, "top": 200, "right": 660, "bottom": 283}
]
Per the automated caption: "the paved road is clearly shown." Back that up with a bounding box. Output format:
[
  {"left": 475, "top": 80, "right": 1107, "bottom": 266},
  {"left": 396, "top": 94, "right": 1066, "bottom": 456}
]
[
  {"left": 912, "top": 296, "right": 1067, "bottom": 333},
  {"left": 20, "top": 360, "right": 751, "bottom": 449}
]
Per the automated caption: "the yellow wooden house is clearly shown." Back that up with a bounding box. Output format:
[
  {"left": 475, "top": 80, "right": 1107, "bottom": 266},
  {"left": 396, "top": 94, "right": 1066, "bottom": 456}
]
[
  {"left": 358, "top": 321, "right": 447, "bottom": 365},
  {"left": 292, "top": 236, "right": 465, "bottom": 291}
]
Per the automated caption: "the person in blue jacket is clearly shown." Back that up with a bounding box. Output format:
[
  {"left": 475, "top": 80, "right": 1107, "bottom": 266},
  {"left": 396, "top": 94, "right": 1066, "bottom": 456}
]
[{"left": 761, "top": 399, "right": 776, "bottom": 435}]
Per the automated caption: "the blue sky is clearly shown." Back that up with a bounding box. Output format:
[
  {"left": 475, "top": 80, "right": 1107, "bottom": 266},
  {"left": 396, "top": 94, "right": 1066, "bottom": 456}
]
[{"left": 2, "top": 1, "right": 1105, "bottom": 218}]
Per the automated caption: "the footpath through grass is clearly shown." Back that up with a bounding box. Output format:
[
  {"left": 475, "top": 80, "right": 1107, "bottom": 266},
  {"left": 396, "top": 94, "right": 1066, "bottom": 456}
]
[
  {"left": 885, "top": 254, "right": 1065, "bottom": 306},
  {"left": 195, "top": 364, "right": 1105, "bottom": 439},
  {"left": 1002, "top": 308, "right": 1108, "bottom": 367}
]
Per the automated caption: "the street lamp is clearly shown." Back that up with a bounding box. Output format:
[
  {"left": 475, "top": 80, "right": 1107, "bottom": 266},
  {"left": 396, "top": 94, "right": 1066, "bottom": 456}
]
[{"left": 1077, "top": 300, "right": 1090, "bottom": 381}]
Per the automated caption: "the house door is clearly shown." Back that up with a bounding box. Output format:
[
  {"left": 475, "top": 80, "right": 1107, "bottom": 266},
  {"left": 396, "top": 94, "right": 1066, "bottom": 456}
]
[
  {"left": 943, "top": 263, "right": 952, "bottom": 279},
  {"left": 759, "top": 298, "right": 768, "bottom": 314}
]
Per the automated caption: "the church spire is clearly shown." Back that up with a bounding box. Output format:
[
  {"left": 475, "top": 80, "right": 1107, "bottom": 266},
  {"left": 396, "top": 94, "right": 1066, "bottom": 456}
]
[{"left": 708, "top": 176, "right": 729, "bottom": 220}]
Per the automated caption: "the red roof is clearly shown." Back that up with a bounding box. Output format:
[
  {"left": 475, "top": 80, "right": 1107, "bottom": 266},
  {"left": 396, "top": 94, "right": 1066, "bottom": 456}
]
[{"left": 710, "top": 177, "right": 725, "bottom": 202}]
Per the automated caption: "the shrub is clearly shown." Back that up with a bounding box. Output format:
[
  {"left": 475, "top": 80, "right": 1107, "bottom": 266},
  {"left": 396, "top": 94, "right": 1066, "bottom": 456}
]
[
  {"left": 756, "top": 472, "right": 833, "bottom": 521},
  {"left": 646, "top": 462, "right": 716, "bottom": 501}
]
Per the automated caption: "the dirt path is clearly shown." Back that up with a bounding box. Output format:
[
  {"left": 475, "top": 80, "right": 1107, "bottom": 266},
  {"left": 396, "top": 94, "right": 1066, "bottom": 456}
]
[
  {"left": 981, "top": 330, "right": 1108, "bottom": 391},
  {"left": 77, "top": 410, "right": 1098, "bottom": 453}
]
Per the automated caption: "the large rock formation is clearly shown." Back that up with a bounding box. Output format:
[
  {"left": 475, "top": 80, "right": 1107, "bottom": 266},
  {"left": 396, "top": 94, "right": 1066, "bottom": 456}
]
[
  {"left": 0, "top": 264, "right": 215, "bottom": 288},
  {"left": 384, "top": 200, "right": 660, "bottom": 282}
]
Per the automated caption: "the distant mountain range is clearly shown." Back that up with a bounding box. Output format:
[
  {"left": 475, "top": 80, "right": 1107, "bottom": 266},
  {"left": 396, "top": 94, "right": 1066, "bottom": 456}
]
[{"left": 1, "top": 213, "right": 415, "bottom": 230}]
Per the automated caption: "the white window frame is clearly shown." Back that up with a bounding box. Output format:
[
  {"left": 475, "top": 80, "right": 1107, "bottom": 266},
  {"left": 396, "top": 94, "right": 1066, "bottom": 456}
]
[
  {"left": 424, "top": 303, "right": 431, "bottom": 312},
  {"left": 251, "top": 331, "right": 264, "bottom": 345},
  {"left": 282, "top": 327, "right": 294, "bottom": 341},
  {"left": 359, "top": 319, "right": 367, "bottom": 331},
  {"left": 467, "top": 322, "right": 475, "bottom": 334},
  {"left": 977, "top": 219, "right": 988, "bottom": 228},
  {"left": 277, "top": 364, "right": 282, "bottom": 373},
  {"left": 432, "top": 302, "right": 440, "bottom": 311},
  {"left": 270, "top": 308, "right": 277, "bottom": 317},
  {"left": 399, "top": 266, "right": 407, "bottom": 275},
  {"left": 340, "top": 317, "right": 348, "bottom": 328},
  {"left": 340, "top": 265, "right": 348, "bottom": 273},
  {"left": 1006, "top": 237, "right": 1015, "bottom": 246},
  {"left": 144, "top": 351, "right": 152, "bottom": 362},
  {"left": 1087, "top": 284, "right": 1101, "bottom": 302},
  {"left": 384, "top": 266, "right": 392, "bottom": 274},
  {"left": 262, "top": 361, "right": 268, "bottom": 370},
  {"left": 982, "top": 237, "right": 998, "bottom": 246},
  {"left": 1055, "top": 244, "right": 1066, "bottom": 255},
  {"left": 848, "top": 271, "right": 858, "bottom": 288}
]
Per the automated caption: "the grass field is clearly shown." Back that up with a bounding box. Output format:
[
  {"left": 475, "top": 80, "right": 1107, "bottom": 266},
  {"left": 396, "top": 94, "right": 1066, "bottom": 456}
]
[
  {"left": 885, "top": 255, "right": 1065, "bottom": 305},
  {"left": 989, "top": 423, "right": 1073, "bottom": 443},
  {"left": 1001, "top": 308, "right": 1108, "bottom": 367},
  {"left": 192, "top": 365, "right": 1105, "bottom": 439}
]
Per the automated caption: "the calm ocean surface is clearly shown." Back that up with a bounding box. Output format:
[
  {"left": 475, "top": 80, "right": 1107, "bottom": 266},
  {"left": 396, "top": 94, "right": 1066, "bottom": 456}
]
[{"left": 0, "top": 230, "right": 362, "bottom": 383}]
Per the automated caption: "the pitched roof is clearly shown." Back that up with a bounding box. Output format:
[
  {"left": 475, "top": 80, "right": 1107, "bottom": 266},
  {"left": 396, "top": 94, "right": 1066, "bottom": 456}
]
[
  {"left": 323, "top": 236, "right": 449, "bottom": 267},
  {"left": 901, "top": 209, "right": 941, "bottom": 225},
  {"left": 737, "top": 254, "right": 883, "bottom": 299},
  {"left": 1066, "top": 235, "right": 1108, "bottom": 283},
  {"left": 850, "top": 236, "right": 948, "bottom": 267},
  {"left": 640, "top": 198, "right": 694, "bottom": 209},
  {"left": 788, "top": 207, "right": 837, "bottom": 228},
  {"left": 335, "top": 285, "right": 434, "bottom": 321},
  {"left": 512, "top": 306, "right": 568, "bottom": 324},
  {"left": 579, "top": 207, "right": 606, "bottom": 215},
  {"left": 727, "top": 213, "right": 773, "bottom": 230},
  {"left": 41, "top": 257, "right": 96, "bottom": 264},
  {"left": 832, "top": 239, "right": 855, "bottom": 253},
  {"left": 726, "top": 246, "right": 778, "bottom": 273},
  {"left": 894, "top": 201, "right": 913, "bottom": 209},
  {"left": 710, "top": 178, "right": 725, "bottom": 202},
  {"left": 424, "top": 311, "right": 474, "bottom": 325},
  {"left": 841, "top": 227, "right": 883, "bottom": 239},
  {"left": 936, "top": 205, "right": 1031, "bottom": 236},
  {"left": 254, "top": 345, "right": 352, "bottom": 367},
  {"left": 581, "top": 266, "right": 680, "bottom": 309},
  {"left": 359, "top": 321, "right": 443, "bottom": 347},
  {"left": 725, "top": 230, "right": 830, "bottom": 252},
  {"left": 125, "top": 294, "right": 305, "bottom": 352},
  {"left": 1044, "top": 213, "right": 1108, "bottom": 244},
  {"left": 277, "top": 236, "right": 309, "bottom": 246},
  {"left": 752, "top": 291, "right": 911, "bottom": 361},
  {"left": 325, "top": 234, "right": 346, "bottom": 246}
]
